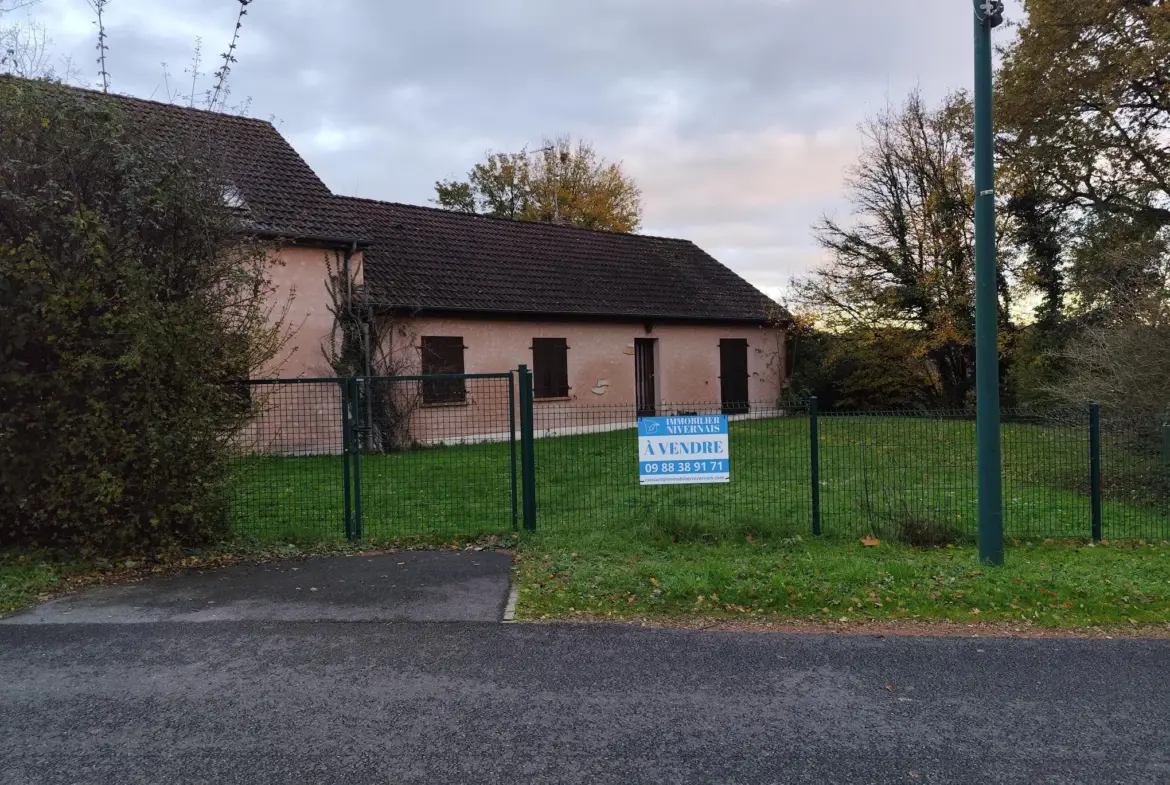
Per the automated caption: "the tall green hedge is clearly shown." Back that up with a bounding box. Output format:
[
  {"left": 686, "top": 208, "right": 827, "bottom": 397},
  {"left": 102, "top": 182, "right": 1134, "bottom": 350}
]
[{"left": 0, "top": 80, "right": 281, "bottom": 554}]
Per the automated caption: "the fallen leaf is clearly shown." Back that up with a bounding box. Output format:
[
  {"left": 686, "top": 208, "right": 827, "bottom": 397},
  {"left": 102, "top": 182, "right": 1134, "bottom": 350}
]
[
  {"left": 860, "top": 536, "right": 881, "bottom": 547},
  {"left": 649, "top": 577, "right": 660, "bottom": 586},
  {"left": 886, "top": 683, "right": 895, "bottom": 692},
  {"left": 969, "top": 608, "right": 981, "bottom": 615}
]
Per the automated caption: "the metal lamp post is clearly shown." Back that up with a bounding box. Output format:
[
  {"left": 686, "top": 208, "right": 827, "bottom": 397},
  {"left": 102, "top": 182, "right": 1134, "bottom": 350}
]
[{"left": 974, "top": 0, "right": 1005, "bottom": 565}]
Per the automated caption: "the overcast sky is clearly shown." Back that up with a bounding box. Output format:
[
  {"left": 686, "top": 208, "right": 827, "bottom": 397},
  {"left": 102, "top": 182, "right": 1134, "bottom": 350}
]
[{"left": 18, "top": 0, "right": 1020, "bottom": 299}]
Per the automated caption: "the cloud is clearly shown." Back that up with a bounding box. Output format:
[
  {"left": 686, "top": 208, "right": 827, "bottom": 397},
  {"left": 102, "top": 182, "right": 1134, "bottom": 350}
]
[{"left": 26, "top": 0, "right": 1020, "bottom": 292}]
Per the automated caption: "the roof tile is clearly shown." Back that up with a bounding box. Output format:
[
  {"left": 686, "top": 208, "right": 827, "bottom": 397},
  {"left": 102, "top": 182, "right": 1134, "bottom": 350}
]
[{"left": 338, "top": 197, "right": 776, "bottom": 323}]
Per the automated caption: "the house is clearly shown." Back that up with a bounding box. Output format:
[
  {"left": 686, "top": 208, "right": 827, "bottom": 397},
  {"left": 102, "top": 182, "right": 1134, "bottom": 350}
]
[
  {"left": 337, "top": 197, "right": 785, "bottom": 418},
  {"left": 15, "top": 80, "right": 786, "bottom": 449}
]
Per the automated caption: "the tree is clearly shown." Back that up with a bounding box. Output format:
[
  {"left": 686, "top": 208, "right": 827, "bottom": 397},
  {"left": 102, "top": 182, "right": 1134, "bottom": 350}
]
[
  {"left": 998, "top": 0, "right": 1170, "bottom": 308},
  {"left": 0, "top": 0, "right": 50, "bottom": 78},
  {"left": 792, "top": 91, "right": 1003, "bottom": 407},
  {"left": 434, "top": 135, "right": 643, "bottom": 232},
  {"left": 320, "top": 252, "right": 422, "bottom": 453},
  {"left": 999, "top": 0, "right": 1170, "bottom": 227},
  {"left": 0, "top": 79, "right": 289, "bottom": 554}
]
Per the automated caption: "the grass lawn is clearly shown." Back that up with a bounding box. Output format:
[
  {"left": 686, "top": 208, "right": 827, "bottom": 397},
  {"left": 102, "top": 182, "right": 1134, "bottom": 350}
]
[
  {"left": 228, "top": 415, "right": 1169, "bottom": 543},
  {"left": 513, "top": 523, "right": 1170, "bottom": 630},
  {"left": 0, "top": 553, "right": 90, "bottom": 615}
]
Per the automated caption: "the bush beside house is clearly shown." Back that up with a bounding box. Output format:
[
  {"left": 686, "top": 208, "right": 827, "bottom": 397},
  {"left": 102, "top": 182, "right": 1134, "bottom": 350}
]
[{"left": 0, "top": 79, "right": 284, "bottom": 554}]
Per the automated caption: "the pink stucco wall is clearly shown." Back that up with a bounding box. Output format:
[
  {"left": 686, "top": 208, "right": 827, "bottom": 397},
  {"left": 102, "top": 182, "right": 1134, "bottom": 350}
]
[
  {"left": 390, "top": 317, "right": 786, "bottom": 444},
  {"left": 259, "top": 246, "right": 361, "bottom": 379},
  {"left": 240, "top": 254, "right": 787, "bottom": 453},
  {"left": 238, "top": 245, "right": 355, "bottom": 455},
  {"left": 395, "top": 317, "right": 784, "bottom": 404}
]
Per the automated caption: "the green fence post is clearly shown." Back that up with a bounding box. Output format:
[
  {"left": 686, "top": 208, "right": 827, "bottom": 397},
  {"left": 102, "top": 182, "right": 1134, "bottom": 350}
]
[
  {"left": 341, "top": 379, "right": 354, "bottom": 541},
  {"left": 518, "top": 364, "right": 537, "bottom": 532},
  {"left": 809, "top": 396, "right": 822, "bottom": 537},
  {"left": 1089, "top": 402, "right": 1102, "bottom": 543},
  {"left": 508, "top": 371, "right": 519, "bottom": 531},
  {"left": 350, "top": 377, "right": 364, "bottom": 541},
  {"left": 973, "top": 0, "right": 1005, "bottom": 566}
]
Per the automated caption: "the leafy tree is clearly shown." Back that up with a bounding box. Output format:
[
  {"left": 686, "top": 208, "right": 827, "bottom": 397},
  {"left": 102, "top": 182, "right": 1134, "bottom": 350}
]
[
  {"left": 999, "top": 0, "right": 1170, "bottom": 228},
  {"left": 0, "top": 79, "right": 288, "bottom": 554},
  {"left": 998, "top": 0, "right": 1170, "bottom": 313},
  {"left": 434, "top": 135, "right": 642, "bottom": 232},
  {"left": 793, "top": 91, "right": 1004, "bottom": 407}
]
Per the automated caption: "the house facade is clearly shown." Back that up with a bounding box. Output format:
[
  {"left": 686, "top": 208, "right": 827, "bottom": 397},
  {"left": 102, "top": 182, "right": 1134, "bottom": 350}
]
[
  {"left": 39, "top": 83, "right": 786, "bottom": 452},
  {"left": 337, "top": 196, "right": 786, "bottom": 439}
]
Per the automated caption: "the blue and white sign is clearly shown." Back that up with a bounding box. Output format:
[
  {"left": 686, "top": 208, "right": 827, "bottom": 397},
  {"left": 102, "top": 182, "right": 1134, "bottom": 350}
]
[{"left": 638, "top": 415, "right": 730, "bottom": 485}]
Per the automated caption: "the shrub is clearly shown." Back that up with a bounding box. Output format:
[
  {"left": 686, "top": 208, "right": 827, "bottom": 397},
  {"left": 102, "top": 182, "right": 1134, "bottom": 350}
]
[
  {"left": 893, "top": 513, "right": 966, "bottom": 549},
  {"left": 0, "top": 80, "right": 284, "bottom": 555}
]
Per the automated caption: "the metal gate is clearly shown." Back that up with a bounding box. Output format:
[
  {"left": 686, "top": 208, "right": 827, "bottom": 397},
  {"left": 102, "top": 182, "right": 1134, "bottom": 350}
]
[{"left": 343, "top": 373, "right": 522, "bottom": 540}]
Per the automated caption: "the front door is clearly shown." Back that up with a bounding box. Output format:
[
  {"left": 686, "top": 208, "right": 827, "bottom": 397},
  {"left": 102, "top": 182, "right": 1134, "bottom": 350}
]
[
  {"left": 635, "top": 338, "right": 657, "bottom": 418},
  {"left": 719, "top": 339, "right": 750, "bottom": 416}
]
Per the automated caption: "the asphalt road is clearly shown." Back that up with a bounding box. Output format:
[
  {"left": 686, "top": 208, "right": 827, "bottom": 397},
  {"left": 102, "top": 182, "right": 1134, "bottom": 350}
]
[{"left": 2, "top": 555, "right": 1169, "bottom": 784}]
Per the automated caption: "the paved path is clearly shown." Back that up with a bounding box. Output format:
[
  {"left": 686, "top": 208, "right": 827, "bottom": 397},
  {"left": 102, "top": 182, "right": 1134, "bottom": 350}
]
[
  {"left": 1, "top": 550, "right": 512, "bottom": 624},
  {"left": 2, "top": 554, "right": 1169, "bottom": 784}
]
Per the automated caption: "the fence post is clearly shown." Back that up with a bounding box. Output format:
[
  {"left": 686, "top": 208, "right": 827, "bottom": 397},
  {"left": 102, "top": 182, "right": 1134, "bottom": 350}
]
[
  {"left": 809, "top": 396, "right": 822, "bottom": 537},
  {"left": 349, "top": 377, "right": 364, "bottom": 541},
  {"left": 518, "top": 365, "right": 537, "bottom": 532},
  {"left": 508, "top": 371, "right": 519, "bottom": 531},
  {"left": 341, "top": 378, "right": 354, "bottom": 541},
  {"left": 1089, "top": 402, "right": 1102, "bottom": 543}
]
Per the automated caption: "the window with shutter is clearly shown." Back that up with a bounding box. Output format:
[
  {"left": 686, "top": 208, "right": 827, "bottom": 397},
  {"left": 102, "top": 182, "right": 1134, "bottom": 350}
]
[
  {"left": 420, "top": 336, "right": 466, "bottom": 404},
  {"left": 532, "top": 338, "right": 569, "bottom": 399}
]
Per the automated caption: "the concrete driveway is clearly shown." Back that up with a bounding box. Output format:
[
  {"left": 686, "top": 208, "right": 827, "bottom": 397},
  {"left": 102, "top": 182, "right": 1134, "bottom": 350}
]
[{"left": 2, "top": 552, "right": 1169, "bottom": 784}]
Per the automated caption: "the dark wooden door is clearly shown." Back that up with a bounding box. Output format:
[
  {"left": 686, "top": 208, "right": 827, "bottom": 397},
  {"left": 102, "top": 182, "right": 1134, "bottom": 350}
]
[
  {"left": 719, "top": 339, "right": 750, "bottom": 415},
  {"left": 635, "top": 338, "right": 657, "bottom": 418}
]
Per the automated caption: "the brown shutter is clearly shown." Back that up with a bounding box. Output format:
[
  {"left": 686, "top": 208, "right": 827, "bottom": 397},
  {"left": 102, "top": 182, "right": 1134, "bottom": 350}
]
[
  {"left": 421, "top": 336, "right": 466, "bottom": 403},
  {"left": 532, "top": 338, "right": 568, "bottom": 399}
]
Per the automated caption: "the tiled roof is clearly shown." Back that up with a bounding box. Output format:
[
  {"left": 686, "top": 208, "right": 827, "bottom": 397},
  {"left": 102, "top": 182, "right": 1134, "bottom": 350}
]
[
  {"left": 337, "top": 197, "right": 777, "bottom": 323},
  {"left": 14, "top": 79, "right": 365, "bottom": 244}
]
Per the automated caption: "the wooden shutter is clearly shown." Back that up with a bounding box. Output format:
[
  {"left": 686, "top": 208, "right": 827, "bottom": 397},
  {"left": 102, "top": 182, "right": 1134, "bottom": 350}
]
[
  {"left": 421, "top": 336, "right": 466, "bottom": 403},
  {"left": 532, "top": 338, "right": 569, "bottom": 399}
]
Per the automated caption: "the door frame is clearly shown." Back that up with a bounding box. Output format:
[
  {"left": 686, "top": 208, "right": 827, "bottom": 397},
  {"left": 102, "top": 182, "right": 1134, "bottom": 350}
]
[
  {"left": 719, "top": 338, "right": 750, "bottom": 416},
  {"left": 634, "top": 338, "right": 657, "bottom": 418}
]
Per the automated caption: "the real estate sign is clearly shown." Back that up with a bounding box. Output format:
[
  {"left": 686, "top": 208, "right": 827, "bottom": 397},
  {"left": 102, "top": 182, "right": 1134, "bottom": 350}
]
[{"left": 638, "top": 415, "right": 730, "bottom": 485}]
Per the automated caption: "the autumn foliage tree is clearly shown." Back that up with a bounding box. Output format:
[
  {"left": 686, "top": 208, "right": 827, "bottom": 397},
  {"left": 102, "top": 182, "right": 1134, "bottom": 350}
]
[
  {"left": 995, "top": 0, "right": 1170, "bottom": 404},
  {"left": 434, "top": 135, "right": 643, "bottom": 232},
  {"left": 792, "top": 91, "right": 1000, "bottom": 408}
]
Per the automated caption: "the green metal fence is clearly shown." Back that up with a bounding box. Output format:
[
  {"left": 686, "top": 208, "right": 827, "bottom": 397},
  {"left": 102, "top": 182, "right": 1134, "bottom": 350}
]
[
  {"left": 228, "top": 374, "right": 518, "bottom": 542},
  {"left": 228, "top": 373, "right": 1170, "bottom": 543}
]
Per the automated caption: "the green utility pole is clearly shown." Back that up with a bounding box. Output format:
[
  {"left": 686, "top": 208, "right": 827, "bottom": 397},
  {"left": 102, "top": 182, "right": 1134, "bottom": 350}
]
[{"left": 974, "top": 0, "right": 1004, "bottom": 565}]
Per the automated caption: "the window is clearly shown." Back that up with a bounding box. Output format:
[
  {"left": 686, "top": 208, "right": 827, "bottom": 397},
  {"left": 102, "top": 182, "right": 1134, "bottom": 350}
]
[
  {"left": 421, "top": 336, "right": 466, "bottom": 404},
  {"left": 532, "top": 338, "right": 569, "bottom": 399}
]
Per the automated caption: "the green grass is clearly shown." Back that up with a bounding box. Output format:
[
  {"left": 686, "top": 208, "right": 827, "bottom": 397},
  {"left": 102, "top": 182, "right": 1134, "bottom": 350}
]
[
  {"left": 228, "top": 415, "right": 1170, "bottom": 543},
  {"left": 513, "top": 521, "right": 1170, "bottom": 629},
  {"left": 0, "top": 552, "right": 100, "bottom": 615}
]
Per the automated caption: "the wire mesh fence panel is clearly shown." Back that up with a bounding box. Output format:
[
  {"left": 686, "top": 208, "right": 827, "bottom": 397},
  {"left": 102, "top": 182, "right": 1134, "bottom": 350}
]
[
  {"left": 225, "top": 375, "right": 1169, "bottom": 545},
  {"left": 531, "top": 401, "right": 811, "bottom": 541},
  {"left": 817, "top": 411, "right": 979, "bottom": 540},
  {"left": 228, "top": 380, "right": 347, "bottom": 543},
  {"left": 1000, "top": 408, "right": 1092, "bottom": 539},
  {"left": 354, "top": 375, "right": 517, "bottom": 539},
  {"left": 1099, "top": 415, "right": 1170, "bottom": 540}
]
